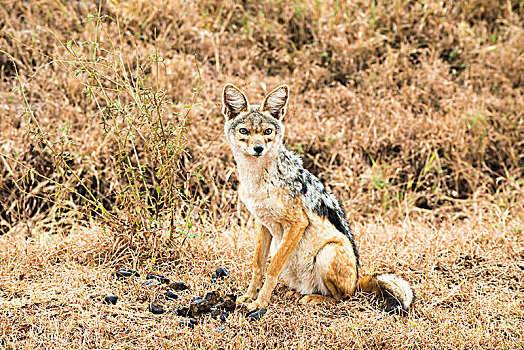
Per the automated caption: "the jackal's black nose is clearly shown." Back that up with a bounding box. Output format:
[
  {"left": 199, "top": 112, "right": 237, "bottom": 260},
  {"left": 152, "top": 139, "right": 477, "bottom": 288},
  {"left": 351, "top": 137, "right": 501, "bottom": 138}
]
[{"left": 253, "top": 146, "right": 264, "bottom": 154}]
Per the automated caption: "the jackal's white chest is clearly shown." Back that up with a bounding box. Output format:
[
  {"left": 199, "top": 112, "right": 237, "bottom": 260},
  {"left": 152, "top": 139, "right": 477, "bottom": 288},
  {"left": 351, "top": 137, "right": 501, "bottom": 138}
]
[
  {"left": 240, "top": 181, "right": 280, "bottom": 224},
  {"left": 239, "top": 180, "right": 286, "bottom": 244}
]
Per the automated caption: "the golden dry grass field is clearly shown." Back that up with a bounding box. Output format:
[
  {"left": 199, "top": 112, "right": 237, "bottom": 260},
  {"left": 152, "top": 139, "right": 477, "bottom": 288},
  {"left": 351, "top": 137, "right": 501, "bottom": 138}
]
[{"left": 1, "top": 0, "right": 523, "bottom": 349}]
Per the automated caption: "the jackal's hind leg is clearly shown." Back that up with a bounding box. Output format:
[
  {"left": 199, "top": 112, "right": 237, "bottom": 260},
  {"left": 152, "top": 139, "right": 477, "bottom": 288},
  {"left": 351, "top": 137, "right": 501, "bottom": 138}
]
[
  {"left": 314, "top": 241, "right": 358, "bottom": 301},
  {"left": 299, "top": 294, "right": 337, "bottom": 304}
]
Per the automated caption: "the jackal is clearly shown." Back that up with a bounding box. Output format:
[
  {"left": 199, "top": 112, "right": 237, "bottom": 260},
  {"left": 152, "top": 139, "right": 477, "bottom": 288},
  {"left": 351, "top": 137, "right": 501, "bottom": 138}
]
[{"left": 222, "top": 83, "right": 414, "bottom": 314}]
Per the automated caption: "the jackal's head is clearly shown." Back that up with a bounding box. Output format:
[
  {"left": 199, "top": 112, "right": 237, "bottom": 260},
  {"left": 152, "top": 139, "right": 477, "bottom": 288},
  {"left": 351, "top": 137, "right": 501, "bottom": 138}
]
[{"left": 222, "top": 84, "right": 289, "bottom": 159}]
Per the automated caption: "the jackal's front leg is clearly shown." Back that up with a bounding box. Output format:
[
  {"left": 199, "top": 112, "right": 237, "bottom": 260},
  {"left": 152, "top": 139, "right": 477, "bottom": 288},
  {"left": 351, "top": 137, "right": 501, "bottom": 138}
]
[
  {"left": 246, "top": 214, "right": 308, "bottom": 311},
  {"left": 237, "top": 221, "right": 272, "bottom": 305}
]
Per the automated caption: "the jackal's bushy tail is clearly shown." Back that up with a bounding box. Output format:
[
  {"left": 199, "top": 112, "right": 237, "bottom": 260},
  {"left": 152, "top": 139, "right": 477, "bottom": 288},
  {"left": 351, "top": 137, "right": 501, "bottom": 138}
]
[{"left": 357, "top": 273, "right": 414, "bottom": 315}]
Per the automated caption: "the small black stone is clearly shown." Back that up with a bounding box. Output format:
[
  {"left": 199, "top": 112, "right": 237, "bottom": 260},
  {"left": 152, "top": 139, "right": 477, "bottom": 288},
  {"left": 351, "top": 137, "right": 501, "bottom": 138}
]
[
  {"left": 146, "top": 273, "right": 170, "bottom": 284},
  {"left": 166, "top": 290, "right": 178, "bottom": 300},
  {"left": 216, "top": 266, "right": 230, "bottom": 277},
  {"left": 142, "top": 279, "right": 161, "bottom": 288},
  {"left": 149, "top": 302, "right": 164, "bottom": 314},
  {"left": 214, "top": 326, "right": 225, "bottom": 332},
  {"left": 114, "top": 268, "right": 140, "bottom": 279},
  {"left": 103, "top": 295, "right": 118, "bottom": 305},
  {"left": 214, "top": 299, "right": 236, "bottom": 312},
  {"left": 171, "top": 281, "right": 190, "bottom": 291},
  {"left": 210, "top": 307, "right": 229, "bottom": 320},
  {"left": 226, "top": 293, "right": 237, "bottom": 302},
  {"left": 212, "top": 266, "right": 230, "bottom": 282},
  {"left": 204, "top": 290, "right": 222, "bottom": 304},
  {"left": 210, "top": 307, "right": 220, "bottom": 318},
  {"left": 188, "top": 317, "right": 198, "bottom": 325},
  {"left": 175, "top": 306, "right": 191, "bottom": 317},
  {"left": 191, "top": 296, "right": 203, "bottom": 302},
  {"left": 219, "top": 311, "right": 229, "bottom": 322},
  {"left": 246, "top": 308, "right": 267, "bottom": 322},
  {"left": 189, "top": 297, "right": 213, "bottom": 315},
  {"left": 178, "top": 320, "right": 194, "bottom": 328}
]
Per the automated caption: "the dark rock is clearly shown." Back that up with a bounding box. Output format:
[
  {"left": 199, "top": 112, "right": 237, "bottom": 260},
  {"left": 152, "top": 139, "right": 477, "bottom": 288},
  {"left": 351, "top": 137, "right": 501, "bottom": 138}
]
[
  {"left": 103, "top": 295, "right": 118, "bottom": 305},
  {"left": 178, "top": 320, "right": 194, "bottom": 328},
  {"left": 204, "top": 290, "right": 222, "bottom": 305},
  {"left": 216, "top": 266, "right": 230, "bottom": 277},
  {"left": 170, "top": 281, "right": 190, "bottom": 291},
  {"left": 165, "top": 290, "right": 178, "bottom": 300},
  {"left": 246, "top": 308, "right": 267, "bottom": 322},
  {"left": 214, "top": 326, "right": 225, "bottom": 332},
  {"left": 146, "top": 273, "right": 170, "bottom": 284},
  {"left": 175, "top": 306, "right": 191, "bottom": 317},
  {"left": 142, "top": 279, "right": 161, "bottom": 288},
  {"left": 210, "top": 307, "right": 229, "bottom": 321},
  {"left": 113, "top": 268, "right": 140, "bottom": 279},
  {"left": 210, "top": 306, "right": 221, "bottom": 318},
  {"left": 149, "top": 302, "right": 164, "bottom": 314},
  {"left": 212, "top": 266, "right": 230, "bottom": 282},
  {"left": 178, "top": 317, "right": 198, "bottom": 328},
  {"left": 213, "top": 299, "right": 236, "bottom": 312},
  {"left": 189, "top": 297, "right": 213, "bottom": 315},
  {"left": 226, "top": 293, "right": 237, "bottom": 302},
  {"left": 226, "top": 293, "right": 237, "bottom": 303},
  {"left": 191, "top": 296, "right": 203, "bottom": 302}
]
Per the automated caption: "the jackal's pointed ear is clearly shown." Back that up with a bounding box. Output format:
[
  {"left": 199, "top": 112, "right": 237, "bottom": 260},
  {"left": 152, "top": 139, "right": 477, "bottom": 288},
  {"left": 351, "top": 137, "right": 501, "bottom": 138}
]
[
  {"left": 260, "top": 84, "right": 289, "bottom": 120},
  {"left": 222, "top": 84, "right": 249, "bottom": 120}
]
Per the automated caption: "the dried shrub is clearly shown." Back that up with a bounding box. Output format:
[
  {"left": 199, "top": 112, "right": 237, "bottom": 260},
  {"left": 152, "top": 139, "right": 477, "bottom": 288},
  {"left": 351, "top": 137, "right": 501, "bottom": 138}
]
[{"left": 0, "top": 4, "right": 204, "bottom": 260}]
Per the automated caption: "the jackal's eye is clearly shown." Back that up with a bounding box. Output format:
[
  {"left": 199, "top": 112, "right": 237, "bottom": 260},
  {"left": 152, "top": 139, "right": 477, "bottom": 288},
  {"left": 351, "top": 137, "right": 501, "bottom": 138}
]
[
  {"left": 239, "top": 128, "right": 248, "bottom": 135},
  {"left": 264, "top": 128, "right": 273, "bottom": 135}
]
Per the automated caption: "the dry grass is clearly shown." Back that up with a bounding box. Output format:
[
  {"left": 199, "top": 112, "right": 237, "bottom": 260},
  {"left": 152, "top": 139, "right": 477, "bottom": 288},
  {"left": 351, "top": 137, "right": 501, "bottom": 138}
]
[
  {"left": 1, "top": 0, "right": 524, "bottom": 348},
  {"left": 1, "top": 218, "right": 523, "bottom": 349},
  {"left": 1, "top": 0, "right": 523, "bottom": 232}
]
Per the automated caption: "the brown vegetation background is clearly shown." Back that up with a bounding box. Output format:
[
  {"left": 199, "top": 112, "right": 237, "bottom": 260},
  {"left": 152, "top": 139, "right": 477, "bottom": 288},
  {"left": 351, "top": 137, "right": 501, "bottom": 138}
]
[{"left": 1, "top": 0, "right": 523, "bottom": 349}]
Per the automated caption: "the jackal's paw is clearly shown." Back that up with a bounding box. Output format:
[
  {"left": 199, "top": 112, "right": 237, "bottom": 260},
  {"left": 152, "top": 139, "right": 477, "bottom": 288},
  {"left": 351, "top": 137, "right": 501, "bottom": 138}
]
[
  {"left": 299, "top": 294, "right": 336, "bottom": 305},
  {"left": 236, "top": 294, "right": 255, "bottom": 306},
  {"left": 246, "top": 300, "right": 267, "bottom": 312}
]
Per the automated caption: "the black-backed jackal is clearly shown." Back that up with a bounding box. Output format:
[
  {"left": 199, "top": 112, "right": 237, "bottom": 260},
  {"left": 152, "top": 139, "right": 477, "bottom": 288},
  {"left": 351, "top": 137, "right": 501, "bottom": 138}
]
[{"left": 222, "top": 84, "right": 414, "bottom": 314}]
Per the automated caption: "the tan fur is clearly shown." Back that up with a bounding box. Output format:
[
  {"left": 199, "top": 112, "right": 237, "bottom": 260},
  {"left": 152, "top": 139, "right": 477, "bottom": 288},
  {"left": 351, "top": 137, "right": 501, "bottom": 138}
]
[
  {"left": 284, "top": 290, "right": 301, "bottom": 300},
  {"left": 237, "top": 221, "right": 272, "bottom": 304},
  {"left": 299, "top": 294, "right": 336, "bottom": 304},
  {"left": 236, "top": 172, "right": 358, "bottom": 310},
  {"left": 357, "top": 273, "right": 414, "bottom": 310}
]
